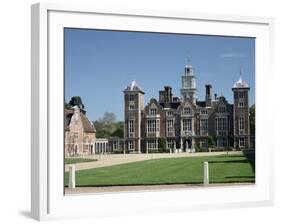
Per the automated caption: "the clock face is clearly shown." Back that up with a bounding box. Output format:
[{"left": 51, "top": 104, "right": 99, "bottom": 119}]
[{"left": 184, "top": 80, "right": 191, "bottom": 88}]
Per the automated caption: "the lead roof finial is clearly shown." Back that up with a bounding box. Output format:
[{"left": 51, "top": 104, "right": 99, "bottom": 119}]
[{"left": 187, "top": 53, "right": 191, "bottom": 65}]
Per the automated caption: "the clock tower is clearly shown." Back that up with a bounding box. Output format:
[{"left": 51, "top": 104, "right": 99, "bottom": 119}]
[{"left": 180, "top": 64, "right": 197, "bottom": 103}]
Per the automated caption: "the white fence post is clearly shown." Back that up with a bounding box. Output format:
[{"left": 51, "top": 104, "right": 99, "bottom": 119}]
[
  {"left": 69, "top": 165, "right": 76, "bottom": 189},
  {"left": 203, "top": 162, "right": 209, "bottom": 185}
]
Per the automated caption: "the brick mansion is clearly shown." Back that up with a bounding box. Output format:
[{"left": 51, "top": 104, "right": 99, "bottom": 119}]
[{"left": 65, "top": 63, "right": 251, "bottom": 156}]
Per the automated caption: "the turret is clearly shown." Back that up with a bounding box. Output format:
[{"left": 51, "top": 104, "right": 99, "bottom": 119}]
[
  {"left": 123, "top": 81, "right": 144, "bottom": 153},
  {"left": 232, "top": 76, "right": 250, "bottom": 149},
  {"left": 180, "top": 64, "right": 197, "bottom": 103}
]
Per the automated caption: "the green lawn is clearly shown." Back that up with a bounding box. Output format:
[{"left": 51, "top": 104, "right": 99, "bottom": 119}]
[
  {"left": 65, "top": 158, "right": 97, "bottom": 164},
  {"left": 64, "top": 153, "right": 255, "bottom": 187}
]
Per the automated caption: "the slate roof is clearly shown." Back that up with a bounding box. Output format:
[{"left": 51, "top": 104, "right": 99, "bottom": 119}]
[
  {"left": 80, "top": 112, "right": 96, "bottom": 133},
  {"left": 159, "top": 102, "right": 181, "bottom": 110},
  {"left": 124, "top": 80, "right": 144, "bottom": 93},
  {"left": 64, "top": 109, "right": 73, "bottom": 131},
  {"left": 196, "top": 101, "right": 206, "bottom": 108},
  {"left": 233, "top": 77, "right": 249, "bottom": 88}
]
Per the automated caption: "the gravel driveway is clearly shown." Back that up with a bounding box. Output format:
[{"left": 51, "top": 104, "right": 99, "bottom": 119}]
[{"left": 65, "top": 151, "right": 241, "bottom": 171}]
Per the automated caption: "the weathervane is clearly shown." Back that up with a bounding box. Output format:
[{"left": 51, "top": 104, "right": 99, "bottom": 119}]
[
  {"left": 187, "top": 53, "right": 191, "bottom": 65},
  {"left": 239, "top": 66, "right": 243, "bottom": 79}
]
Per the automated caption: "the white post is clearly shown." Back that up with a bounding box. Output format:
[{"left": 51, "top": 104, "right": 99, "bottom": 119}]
[
  {"left": 69, "top": 165, "right": 76, "bottom": 189},
  {"left": 203, "top": 162, "right": 209, "bottom": 185}
]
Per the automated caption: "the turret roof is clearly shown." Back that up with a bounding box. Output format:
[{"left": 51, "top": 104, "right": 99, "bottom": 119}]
[
  {"left": 233, "top": 77, "right": 249, "bottom": 88},
  {"left": 124, "top": 80, "right": 144, "bottom": 93}
]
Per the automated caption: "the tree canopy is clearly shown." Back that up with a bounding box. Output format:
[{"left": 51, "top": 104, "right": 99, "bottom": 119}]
[
  {"left": 64, "top": 100, "right": 72, "bottom": 109},
  {"left": 68, "top": 96, "right": 85, "bottom": 109},
  {"left": 93, "top": 112, "right": 123, "bottom": 138},
  {"left": 250, "top": 104, "right": 255, "bottom": 135}
]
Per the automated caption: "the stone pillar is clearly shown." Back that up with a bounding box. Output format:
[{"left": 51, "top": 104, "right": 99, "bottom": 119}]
[
  {"left": 203, "top": 162, "right": 209, "bottom": 185},
  {"left": 138, "top": 138, "right": 141, "bottom": 154},
  {"left": 191, "top": 138, "right": 195, "bottom": 153},
  {"left": 180, "top": 138, "right": 183, "bottom": 150},
  {"left": 69, "top": 165, "right": 76, "bottom": 189}
]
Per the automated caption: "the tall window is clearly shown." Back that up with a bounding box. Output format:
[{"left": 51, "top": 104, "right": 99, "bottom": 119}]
[
  {"left": 113, "top": 141, "right": 119, "bottom": 151},
  {"left": 147, "top": 140, "right": 157, "bottom": 150},
  {"left": 128, "top": 119, "right": 134, "bottom": 137},
  {"left": 239, "top": 117, "right": 244, "bottom": 132},
  {"left": 128, "top": 140, "right": 134, "bottom": 150},
  {"left": 147, "top": 119, "right": 160, "bottom": 133},
  {"left": 216, "top": 117, "right": 228, "bottom": 131},
  {"left": 167, "top": 140, "right": 174, "bottom": 149},
  {"left": 183, "top": 119, "right": 192, "bottom": 132},
  {"left": 239, "top": 92, "right": 244, "bottom": 98},
  {"left": 183, "top": 107, "right": 191, "bottom": 115},
  {"left": 156, "top": 119, "right": 160, "bottom": 132},
  {"left": 238, "top": 101, "right": 244, "bottom": 107},
  {"left": 200, "top": 119, "right": 208, "bottom": 132},
  {"left": 167, "top": 119, "right": 174, "bottom": 133},
  {"left": 238, "top": 92, "right": 245, "bottom": 107},
  {"left": 200, "top": 139, "right": 208, "bottom": 148},
  {"left": 218, "top": 106, "right": 226, "bottom": 113},
  {"left": 129, "top": 94, "right": 135, "bottom": 101},
  {"left": 128, "top": 94, "right": 135, "bottom": 110},
  {"left": 239, "top": 137, "right": 245, "bottom": 147},
  {"left": 147, "top": 120, "right": 155, "bottom": 133},
  {"left": 217, "top": 138, "right": 228, "bottom": 147}
]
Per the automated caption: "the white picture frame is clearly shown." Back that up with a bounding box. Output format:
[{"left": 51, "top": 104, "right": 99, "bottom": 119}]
[{"left": 31, "top": 2, "right": 274, "bottom": 221}]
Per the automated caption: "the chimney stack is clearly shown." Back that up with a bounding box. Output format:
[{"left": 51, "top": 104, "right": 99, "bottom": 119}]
[{"left": 205, "top": 84, "right": 212, "bottom": 106}]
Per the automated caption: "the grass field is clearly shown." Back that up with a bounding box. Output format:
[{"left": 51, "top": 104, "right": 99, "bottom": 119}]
[
  {"left": 65, "top": 158, "right": 98, "bottom": 164},
  {"left": 64, "top": 152, "right": 255, "bottom": 187}
]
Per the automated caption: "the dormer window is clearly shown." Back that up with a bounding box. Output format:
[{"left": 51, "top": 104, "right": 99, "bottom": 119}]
[
  {"left": 167, "top": 111, "right": 174, "bottom": 117},
  {"left": 201, "top": 110, "right": 208, "bottom": 115},
  {"left": 183, "top": 107, "right": 191, "bottom": 115},
  {"left": 150, "top": 108, "right": 157, "bottom": 115},
  {"left": 218, "top": 106, "right": 226, "bottom": 113}
]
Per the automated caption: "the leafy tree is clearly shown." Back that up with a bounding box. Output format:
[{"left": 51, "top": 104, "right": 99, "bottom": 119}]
[
  {"left": 194, "top": 143, "right": 201, "bottom": 152},
  {"left": 208, "top": 136, "right": 215, "bottom": 148},
  {"left": 158, "top": 138, "right": 167, "bottom": 152},
  {"left": 64, "top": 100, "right": 72, "bottom": 109},
  {"left": 98, "top": 112, "right": 116, "bottom": 124},
  {"left": 69, "top": 96, "right": 85, "bottom": 109},
  {"left": 93, "top": 112, "right": 124, "bottom": 138},
  {"left": 111, "top": 122, "right": 124, "bottom": 138},
  {"left": 250, "top": 104, "right": 255, "bottom": 135}
]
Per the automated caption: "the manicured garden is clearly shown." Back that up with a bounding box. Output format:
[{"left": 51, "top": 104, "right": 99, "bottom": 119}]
[
  {"left": 65, "top": 158, "right": 97, "bottom": 164},
  {"left": 64, "top": 152, "right": 255, "bottom": 187}
]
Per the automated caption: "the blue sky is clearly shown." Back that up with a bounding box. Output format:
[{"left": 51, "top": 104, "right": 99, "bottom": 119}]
[{"left": 65, "top": 28, "right": 255, "bottom": 121}]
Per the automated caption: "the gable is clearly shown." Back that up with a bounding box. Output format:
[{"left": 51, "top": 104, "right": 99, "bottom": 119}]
[{"left": 144, "top": 98, "right": 163, "bottom": 114}]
